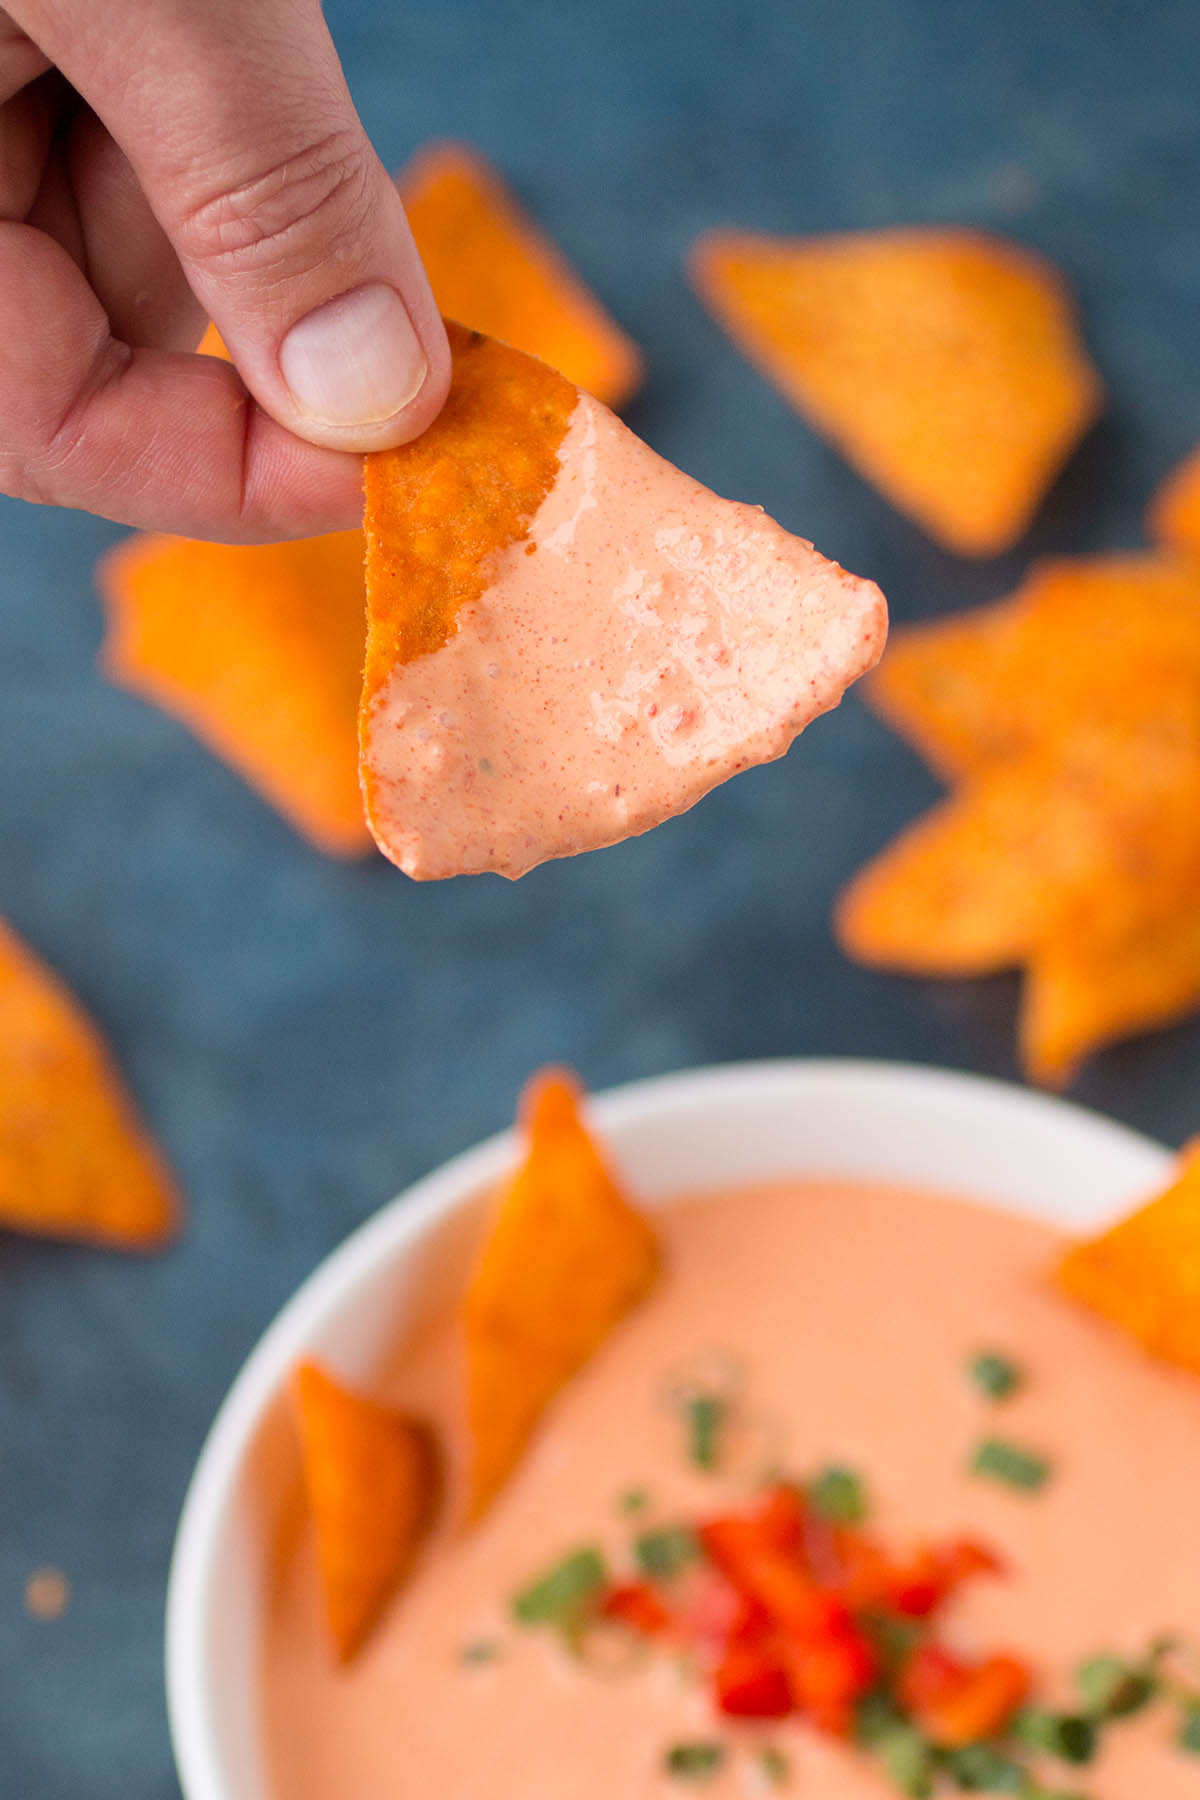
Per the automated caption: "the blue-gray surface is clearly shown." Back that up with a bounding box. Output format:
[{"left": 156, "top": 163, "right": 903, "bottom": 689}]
[{"left": 3, "top": 0, "right": 1200, "bottom": 1792}]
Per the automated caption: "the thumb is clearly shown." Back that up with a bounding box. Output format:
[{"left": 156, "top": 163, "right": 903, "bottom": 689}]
[{"left": 17, "top": 0, "right": 450, "bottom": 452}]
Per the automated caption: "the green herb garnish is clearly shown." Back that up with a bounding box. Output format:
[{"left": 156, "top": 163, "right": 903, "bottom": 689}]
[
  {"left": 1075, "top": 1653, "right": 1156, "bottom": 1718},
  {"left": 1179, "top": 1699, "right": 1200, "bottom": 1752},
  {"left": 968, "top": 1351, "right": 1022, "bottom": 1402},
  {"left": 878, "top": 1724, "right": 941, "bottom": 1798},
  {"left": 1012, "top": 1708, "right": 1096, "bottom": 1764},
  {"left": 512, "top": 1547, "right": 607, "bottom": 1628},
  {"left": 855, "top": 1690, "right": 907, "bottom": 1748},
  {"left": 756, "top": 1745, "right": 789, "bottom": 1786},
  {"left": 665, "top": 1741, "right": 725, "bottom": 1781},
  {"left": 970, "top": 1438, "right": 1050, "bottom": 1492},
  {"left": 946, "top": 1742, "right": 1026, "bottom": 1789},
  {"left": 618, "top": 1487, "right": 650, "bottom": 1515},
  {"left": 634, "top": 1525, "right": 700, "bottom": 1580},
  {"left": 809, "top": 1463, "right": 868, "bottom": 1524},
  {"left": 459, "top": 1639, "right": 502, "bottom": 1665},
  {"left": 686, "top": 1393, "right": 727, "bottom": 1470}
]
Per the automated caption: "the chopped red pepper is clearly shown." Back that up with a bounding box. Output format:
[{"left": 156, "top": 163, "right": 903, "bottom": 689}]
[
  {"left": 901, "top": 1645, "right": 1031, "bottom": 1747},
  {"left": 601, "top": 1581, "right": 672, "bottom": 1637},
  {"left": 713, "top": 1641, "right": 794, "bottom": 1718}
]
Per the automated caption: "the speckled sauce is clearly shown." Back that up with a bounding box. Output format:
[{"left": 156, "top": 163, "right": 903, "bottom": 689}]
[
  {"left": 362, "top": 395, "right": 886, "bottom": 879},
  {"left": 263, "top": 1180, "right": 1200, "bottom": 1798}
]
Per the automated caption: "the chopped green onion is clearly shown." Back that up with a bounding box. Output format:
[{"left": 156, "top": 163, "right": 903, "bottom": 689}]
[
  {"left": 970, "top": 1438, "right": 1050, "bottom": 1492},
  {"left": 1179, "top": 1699, "right": 1200, "bottom": 1753},
  {"left": 968, "top": 1351, "right": 1022, "bottom": 1402},
  {"left": 863, "top": 1612, "right": 924, "bottom": 1673},
  {"left": 1012, "top": 1708, "right": 1096, "bottom": 1764},
  {"left": 618, "top": 1487, "right": 650, "bottom": 1515},
  {"left": 459, "top": 1639, "right": 502, "bottom": 1665},
  {"left": 878, "top": 1724, "right": 941, "bottom": 1798},
  {"left": 946, "top": 1742, "right": 1026, "bottom": 1790},
  {"left": 809, "top": 1463, "right": 868, "bottom": 1524},
  {"left": 1075, "top": 1653, "right": 1156, "bottom": 1718},
  {"left": 854, "top": 1690, "right": 907, "bottom": 1748},
  {"left": 686, "top": 1393, "right": 727, "bottom": 1470},
  {"left": 634, "top": 1525, "right": 700, "bottom": 1580},
  {"left": 665, "top": 1741, "right": 725, "bottom": 1781},
  {"left": 512, "top": 1547, "right": 607, "bottom": 1627},
  {"left": 756, "top": 1745, "right": 789, "bottom": 1786}
]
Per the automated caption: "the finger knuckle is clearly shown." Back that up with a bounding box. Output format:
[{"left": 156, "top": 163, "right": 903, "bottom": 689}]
[{"left": 174, "top": 129, "right": 374, "bottom": 283}]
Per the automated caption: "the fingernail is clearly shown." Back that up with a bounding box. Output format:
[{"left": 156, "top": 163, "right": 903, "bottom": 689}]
[{"left": 279, "top": 283, "right": 427, "bottom": 427}]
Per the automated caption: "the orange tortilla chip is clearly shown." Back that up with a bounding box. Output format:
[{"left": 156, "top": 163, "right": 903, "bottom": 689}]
[
  {"left": 97, "top": 530, "right": 370, "bottom": 858},
  {"left": 362, "top": 319, "right": 575, "bottom": 689},
  {"left": 0, "top": 918, "right": 179, "bottom": 1248},
  {"left": 868, "top": 555, "right": 1200, "bottom": 779},
  {"left": 1148, "top": 447, "right": 1200, "bottom": 558},
  {"left": 292, "top": 1359, "right": 438, "bottom": 1662},
  {"left": 690, "top": 226, "right": 1102, "bottom": 555},
  {"left": 841, "top": 548, "right": 1200, "bottom": 1082},
  {"left": 196, "top": 321, "right": 229, "bottom": 360},
  {"left": 400, "top": 141, "right": 641, "bottom": 408},
  {"left": 1057, "top": 1141, "right": 1200, "bottom": 1375},
  {"left": 1023, "top": 911, "right": 1200, "bottom": 1087},
  {"left": 463, "top": 1068, "right": 660, "bottom": 1515}
]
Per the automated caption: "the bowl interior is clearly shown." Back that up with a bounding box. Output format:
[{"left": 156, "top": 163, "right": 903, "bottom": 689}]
[{"left": 166, "top": 1060, "right": 1169, "bottom": 1800}]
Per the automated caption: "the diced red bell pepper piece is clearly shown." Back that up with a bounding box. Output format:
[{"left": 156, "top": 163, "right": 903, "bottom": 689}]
[
  {"left": 601, "top": 1582, "right": 672, "bottom": 1637},
  {"left": 713, "top": 1642, "right": 794, "bottom": 1718},
  {"left": 699, "top": 1484, "right": 806, "bottom": 1572},
  {"left": 673, "top": 1566, "right": 771, "bottom": 1657},
  {"left": 785, "top": 1624, "right": 878, "bottom": 1736},
  {"left": 901, "top": 1646, "right": 1031, "bottom": 1748}
]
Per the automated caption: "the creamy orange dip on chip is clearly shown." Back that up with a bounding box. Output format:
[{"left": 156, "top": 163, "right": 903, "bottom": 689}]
[
  {"left": 361, "top": 325, "right": 886, "bottom": 880},
  {"left": 263, "top": 1177, "right": 1200, "bottom": 1798}
]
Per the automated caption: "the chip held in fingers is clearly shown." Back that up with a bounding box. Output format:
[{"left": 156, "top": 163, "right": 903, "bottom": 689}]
[
  {"left": 463, "top": 1068, "right": 660, "bottom": 1516},
  {"left": 1148, "top": 446, "right": 1200, "bottom": 558},
  {"left": 361, "top": 322, "right": 887, "bottom": 880},
  {"left": 0, "top": 918, "right": 179, "bottom": 1249},
  {"left": 98, "top": 530, "right": 371, "bottom": 859},
  {"left": 292, "top": 1359, "right": 439, "bottom": 1663},
  {"left": 400, "top": 141, "right": 642, "bottom": 409},
  {"left": 1057, "top": 1140, "right": 1200, "bottom": 1377},
  {"left": 690, "top": 226, "right": 1102, "bottom": 556}
]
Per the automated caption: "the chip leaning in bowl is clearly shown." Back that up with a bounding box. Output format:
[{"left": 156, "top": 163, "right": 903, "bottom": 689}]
[{"left": 264, "top": 1072, "right": 1200, "bottom": 1799}]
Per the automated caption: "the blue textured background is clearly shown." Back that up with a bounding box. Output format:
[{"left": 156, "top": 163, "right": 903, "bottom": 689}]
[{"left": 3, "top": 1, "right": 1200, "bottom": 1792}]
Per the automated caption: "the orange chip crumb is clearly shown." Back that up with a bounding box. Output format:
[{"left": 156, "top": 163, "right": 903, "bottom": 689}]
[
  {"left": 24, "top": 1568, "right": 71, "bottom": 1622},
  {"left": 0, "top": 918, "right": 179, "bottom": 1248},
  {"left": 1057, "top": 1141, "right": 1200, "bottom": 1376},
  {"left": 690, "top": 226, "right": 1102, "bottom": 555},
  {"left": 195, "top": 321, "right": 229, "bottom": 360},
  {"left": 1147, "top": 446, "right": 1200, "bottom": 558},
  {"left": 463, "top": 1068, "right": 660, "bottom": 1516},
  {"left": 400, "top": 141, "right": 642, "bottom": 408},
  {"left": 97, "top": 529, "right": 370, "bottom": 858},
  {"left": 292, "top": 1359, "right": 439, "bottom": 1663}
]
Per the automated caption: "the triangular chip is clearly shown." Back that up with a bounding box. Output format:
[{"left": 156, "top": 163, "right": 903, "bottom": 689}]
[
  {"left": 1057, "top": 1141, "right": 1200, "bottom": 1375},
  {"left": 1148, "top": 447, "right": 1200, "bottom": 558},
  {"left": 690, "top": 226, "right": 1103, "bottom": 556},
  {"left": 97, "top": 530, "right": 370, "bottom": 858},
  {"left": 0, "top": 918, "right": 179, "bottom": 1248},
  {"left": 463, "top": 1069, "right": 660, "bottom": 1515},
  {"left": 400, "top": 141, "right": 642, "bottom": 408},
  {"left": 196, "top": 321, "right": 229, "bottom": 360},
  {"left": 291, "top": 1359, "right": 438, "bottom": 1662},
  {"left": 1023, "top": 911, "right": 1200, "bottom": 1087},
  {"left": 867, "top": 555, "right": 1200, "bottom": 780},
  {"left": 361, "top": 321, "right": 886, "bottom": 879}
]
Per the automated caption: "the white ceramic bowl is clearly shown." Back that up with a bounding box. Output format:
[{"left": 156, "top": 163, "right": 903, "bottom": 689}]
[{"left": 165, "top": 1058, "right": 1169, "bottom": 1800}]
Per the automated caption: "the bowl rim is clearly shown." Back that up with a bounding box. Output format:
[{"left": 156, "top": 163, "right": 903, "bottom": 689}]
[{"left": 165, "top": 1055, "right": 1169, "bottom": 1800}]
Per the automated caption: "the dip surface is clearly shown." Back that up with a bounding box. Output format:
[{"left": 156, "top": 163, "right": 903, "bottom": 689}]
[{"left": 263, "top": 1179, "right": 1200, "bottom": 1796}]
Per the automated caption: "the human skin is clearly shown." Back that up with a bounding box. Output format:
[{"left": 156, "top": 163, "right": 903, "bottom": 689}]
[{"left": 0, "top": 0, "right": 451, "bottom": 542}]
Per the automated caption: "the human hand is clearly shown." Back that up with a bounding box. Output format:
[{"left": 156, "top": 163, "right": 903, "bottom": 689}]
[{"left": 0, "top": 0, "right": 450, "bottom": 542}]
